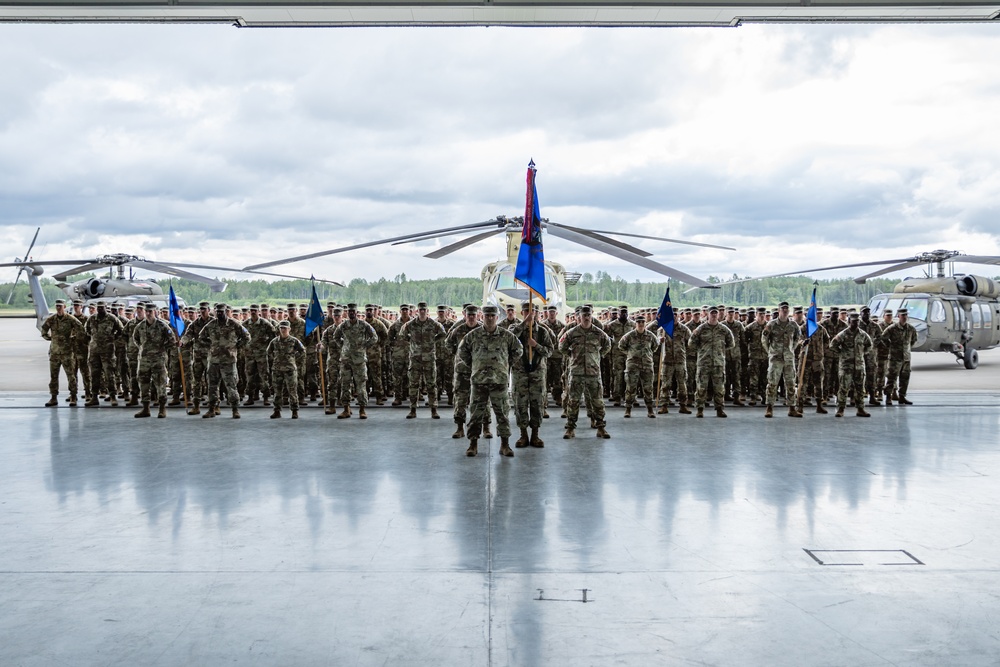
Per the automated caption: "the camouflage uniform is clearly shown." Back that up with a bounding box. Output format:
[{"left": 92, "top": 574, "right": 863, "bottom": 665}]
[
  {"left": 458, "top": 325, "right": 523, "bottom": 440},
  {"left": 435, "top": 314, "right": 455, "bottom": 404},
  {"left": 822, "top": 315, "right": 847, "bottom": 400},
  {"left": 881, "top": 320, "right": 918, "bottom": 401},
  {"left": 364, "top": 314, "right": 389, "bottom": 402},
  {"left": 859, "top": 316, "right": 882, "bottom": 402},
  {"left": 543, "top": 315, "right": 566, "bottom": 405},
  {"left": 286, "top": 315, "right": 309, "bottom": 399},
  {"left": 200, "top": 316, "right": 250, "bottom": 414},
  {"left": 722, "top": 317, "right": 746, "bottom": 401},
  {"left": 133, "top": 316, "right": 175, "bottom": 409},
  {"left": 400, "top": 317, "right": 446, "bottom": 410},
  {"left": 830, "top": 325, "right": 873, "bottom": 412},
  {"left": 268, "top": 334, "right": 306, "bottom": 410},
  {"left": 690, "top": 321, "right": 735, "bottom": 412},
  {"left": 70, "top": 308, "right": 91, "bottom": 399},
  {"left": 605, "top": 316, "right": 635, "bottom": 404},
  {"left": 744, "top": 318, "right": 768, "bottom": 403},
  {"left": 40, "top": 311, "right": 86, "bottom": 402},
  {"left": 387, "top": 317, "right": 411, "bottom": 403},
  {"left": 321, "top": 317, "right": 343, "bottom": 408},
  {"left": 180, "top": 314, "right": 212, "bottom": 401},
  {"left": 244, "top": 315, "right": 277, "bottom": 403},
  {"left": 333, "top": 318, "right": 379, "bottom": 407},
  {"left": 559, "top": 324, "right": 612, "bottom": 431},
  {"left": 762, "top": 318, "right": 801, "bottom": 408},
  {"left": 799, "top": 323, "right": 830, "bottom": 406},
  {"left": 84, "top": 311, "right": 124, "bottom": 406},
  {"left": 618, "top": 327, "right": 659, "bottom": 413},
  {"left": 446, "top": 319, "right": 481, "bottom": 428},
  {"left": 657, "top": 322, "right": 691, "bottom": 410},
  {"left": 509, "top": 318, "right": 554, "bottom": 431},
  {"left": 124, "top": 314, "right": 143, "bottom": 403}
]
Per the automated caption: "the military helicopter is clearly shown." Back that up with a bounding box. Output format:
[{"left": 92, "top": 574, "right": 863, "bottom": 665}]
[
  {"left": 703, "top": 249, "right": 1000, "bottom": 369},
  {"left": 4, "top": 228, "right": 344, "bottom": 330},
  {"left": 244, "top": 215, "right": 734, "bottom": 316}
]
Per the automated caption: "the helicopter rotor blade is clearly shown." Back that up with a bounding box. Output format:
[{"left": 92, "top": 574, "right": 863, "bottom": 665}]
[
  {"left": 52, "top": 262, "right": 112, "bottom": 282},
  {"left": 581, "top": 229, "right": 736, "bottom": 252},
  {"left": 157, "top": 261, "right": 345, "bottom": 287},
  {"left": 544, "top": 224, "right": 714, "bottom": 288},
  {"left": 853, "top": 261, "right": 929, "bottom": 284},
  {"left": 547, "top": 223, "right": 654, "bottom": 258},
  {"left": 129, "top": 260, "right": 228, "bottom": 293},
  {"left": 243, "top": 220, "right": 503, "bottom": 271},
  {"left": 953, "top": 255, "right": 1000, "bottom": 267},
  {"left": 423, "top": 228, "right": 508, "bottom": 260},
  {"left": 7, "top": 227, "right": 42, "bottom": 303}
]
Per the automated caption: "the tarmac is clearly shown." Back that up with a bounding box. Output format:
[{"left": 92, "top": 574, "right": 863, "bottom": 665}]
[{"left": 2, "top": 317, "right": 1000, "bottom": 666}]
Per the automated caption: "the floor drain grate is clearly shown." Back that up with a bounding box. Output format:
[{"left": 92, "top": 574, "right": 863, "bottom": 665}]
[
  {"left": 804, "top": 549, "right": 924, "bottom": 566},
  {"left": 535, "top": 588, "right": 594, "bottom": 603}
]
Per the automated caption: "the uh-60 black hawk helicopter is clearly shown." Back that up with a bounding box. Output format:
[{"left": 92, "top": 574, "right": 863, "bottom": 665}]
[
  {"left": 4, "top": 228, "right": 343, "bottom": 330},
  {"left": 707, "top": 249, "right": 1000, "bottom": 369}
]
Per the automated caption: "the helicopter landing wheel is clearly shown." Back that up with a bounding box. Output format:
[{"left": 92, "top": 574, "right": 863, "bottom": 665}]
[{"left": 964, "top": 346, "right": 979, "bottom": 370}]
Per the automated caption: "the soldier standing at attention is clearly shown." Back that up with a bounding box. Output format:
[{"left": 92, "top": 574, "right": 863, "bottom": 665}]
[
  {"left": 798, "top": 307, "right": 830, "bottom": 414},
  {"left": 605, "top": 305, "right": 635, "bottom": 407},
  {"left": 387, "top": 304, "right": 412, "bottom": 406},
  {"left": 180, "top": 302, "right": 213, "bottom": 415},
  {"left": 829, "top": 313, "right": 873, "bottom": 418},
  {"left": 69, "top": 300, "right": 91, "bottom": 403},
  {"left": 543, "top": 306, "right": 566, "bottom": 408},
  {"left": 858, "top": 306, "right": 883, "bottom": 406},
  {"left": 618, "top": 315, "right": 659, "bottom": 418},
  {"left": 559, "top": 306, "right": 612, "bottom": 440},
  {"left": 200, "top": 303, "right": 250, "bottom": 419},
  {"left": 744, "top": 308, "right": 768, "bottom": 405},
  {"left": 881, "top": 308, "right": 919, "bottom": 406},
  {"left": 285, "top": 304, "right": 309, "bottom": 403},
  {"left": 875, "top": 309, "right": 894, "bottom": 401},
  {"left": 762, "top": 301, "right": 802, "bottom": 418},
  {"left": 435, "top": 305, "right": 456, "bottom": 406},
  {"left": 132, "top": 302, "right": 176, "bottom": 418},
  {"left": 510, "top": 303, "right": 554, "bottom": 448},
  {"left": 332, "top": 303, "right": 378, "bottom": 419},
  {"left": 447, "top": 305, "right": 485, "bottom": 440},
  {"left": 268, "top": 321, "right": 306, "bottom": 419},
  {"left": 400, "top": 302, "right": 446, "bottom": 419},
  {"left": 822, "top": 306, "right": 846, "bottom": 403},
  {"left": 243, "top": 305, "right": 277, "bottom": 407},
  {"left": 656, "top": 314, "right": 692, "bottom": 415},
  {"left": 40, "top": 299, "right": 86, "bottom": 407},
  {"left": 84, "top": 303, "right": 124, "bottom": 407},
  {"left": 690, "top": 306, "right": 735, "bottom": 418},
  {"left": 365, "top": 305, "right": 389, "bottom": 405},
  {"left": 457, "top": 305, "right": 523, "bottom": 458},
  {"left": 123, "top": 305, "right": 143, "bottom": 406},
  {"left": 722, "top": 307, "right": 746, "bottom": 406},
  {"left": 321, "top": 307, "right": 344, "bottom": 415}
]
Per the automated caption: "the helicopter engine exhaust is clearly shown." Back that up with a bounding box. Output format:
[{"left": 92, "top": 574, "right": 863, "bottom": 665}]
[
  {"left": 957, "top": 275, "right": 1000, "bottom": 299},
  {"left": 84, "top": 278, "right": 106, "bottom": 299}
]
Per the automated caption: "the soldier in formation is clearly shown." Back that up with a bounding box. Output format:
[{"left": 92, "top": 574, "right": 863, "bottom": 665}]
[
  {"left": 618, "top": 315, "right": 659, "bottom": 418},
  {"left": 559, "top": 306, "right": 612, "bottom": 439},
  {"left": 268, "top": 321, "right": 306, "bottom": 419},
  {"left": 509, "top": 303, "right": 554, "bottom": 448},
  {"left": 132, "top": 301, "right": 176, "bottom": 418}
]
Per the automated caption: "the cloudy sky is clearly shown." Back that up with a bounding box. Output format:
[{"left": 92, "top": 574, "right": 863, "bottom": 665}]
[{"left": 2, "top": 22, "right": 1000, "bottom": 286}]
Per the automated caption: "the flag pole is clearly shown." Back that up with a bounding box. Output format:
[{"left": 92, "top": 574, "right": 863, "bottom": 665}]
[{"left": 178, "top": 345, "right": 190, "bottom": 410}]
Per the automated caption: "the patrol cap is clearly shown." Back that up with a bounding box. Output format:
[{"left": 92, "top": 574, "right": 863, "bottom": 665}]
[
  {"left": 793, "top": 306, "right": 803, "bottom": 314},
  {"left": 333, "top": 307, "right": 343, "bottom": 315},
  {"left": 756, "top": 307, "right": 766, "bottom": 313},
  {"left": 829, "top": 306, "right": 840, "bottom": 313},
  {"left": 54, "top": 299, "right": 66, "bottom": 306},
  {"left": 897, "top": 308, "right": 908, "bottom": 315},
  {"left": 199, "top": 301, "right": 211, "bottom": 309},
  {"left": 465, "top": 304, "right": 479, "bottom": 314},
  {"left": 580, "top": 306, "right": 593, "bottom": 315},
  {"left": 366, "top": 304, "right": 376, "bottom": 311},
  {"left": 521, "top": 302, "right": 531, "bottom": 311},
  {"left": 546, "top": 306, "right": 558, "bottom": 312},
  {"left": 142, "top": 301, "right": 155, "bottom": 310},
  {"left": 135, "top": 302, "right": 146, "bottom": 310},
  {"left": 727, "top": 307, "right": 737, "bottom": 313},
  {"left": 215, "top": 302, "right": 226, "bottom": 311},
  {"left": 620, "top": 304, "right": 628, "bottom": 310},
  {"left": 708, "top": 306, "right": 719, "bottom": 314},
  {"left": 414, "top": 302, "right": 427, "bottom": 309},
  {"left": 848, "top": 313, "right": 860, "bottom": 321},
  {"left": 326, "top": 301, "right": 337, "bottom": 308},
  {"left": 399, "top": 304, "right": 409, "bottom": 310},
  {"left": 635, "top": 315, "right": 646, "bottom": 323},
  {"left": 72, "top": 299, "right": 84, "bottom": 306},
  {"left": 278, "top": 320, "right": 291, "bottom": 329},
  {"left": 124, "top": 307, "right": 135, "bottom": 314},
  {"left": 437, "top": 304, "right": 447, "bottom": 311},
  {"left": 249, "top": 304, "right": 259, "bottom": 311},
  {"left": 883, "top": 309, "right": 893, "bottom": 315},
  {"left": 286, "top": 303, "right": 297, "bottom": 309},
  {"left": 259, "top": 303, "right": 269, "bottom": 309},
  {"left": 346, "top": 303, "right": 358, "bottom": 310},
  {"left": 778, "top": 301, "right": 790, "bottom": 308},
  {"left": 482, "top": 305, "right": 499, "bottom": 315},
  {"left": 861, "top": 306, "right": 871, "bottom": 313}
]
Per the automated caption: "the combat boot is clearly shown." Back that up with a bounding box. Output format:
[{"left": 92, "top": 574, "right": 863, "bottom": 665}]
[
  {"left": 291, "top": 407, "right": 299, "bottom": 419},
  {"left": 263, "top": 395, "right": 272, "bottom": 407},
  {"left": 623, "top": 405, "right": 632, "bottom": 418},
  {"left": 69, "top": 395, "right": 78, "bottom": 407},
  {"left": 214, "top": 405, "right": 221, "bottom": 416},
  {"left": 716, "top": 408, "right": 728, "bottom": 418},
  {"left": 816, "top": 403, "right": 829, "bottom": 415},
  {"left": 765, "top": 405, "right": 774, "bottom": 418},
  {"left": 483, "top": 424, "right": 493, "bottom": 438},
  {"left": 466, "top": 439, "right": 478, "bottom": 457},
  {"left": 596, "top": 425, "right": 611, "bottom": 439},
  {"left": 749, "top": 396, "right": 757, "bottom": 406},
  {"left": 338, "top": 405, "right": 351, "bottom": 419},
  {"left": 243, "top": 397, "right": 255, "bottom": 407},
  {"left": 857, "top": 406, "right": 871, "bottom": 417},
  {"left": 430, "top": 406, "right": 440, "bottom": 420},
  {"left": 232, "top": 406, "right": 240, "bottom": 419},
  {"left": 202, "top": 405, "right": 216, "bottom": 419},
  {"left": 134, "top": 401, "right": 151, "bottom": 418},
  {"left": 884, "top": 395, "right": 894, "bottom": 406},
  {"left": 499, "top": 436, "right": 514, "bottom": 457},
  {"left": 515, "top": 428, "right": 529, "bottom": 448},
  {"left": 187, "top": 400, "right": 201, "bottom": 416},
  {"left": 696, "top": 407, "right": 704, "bottom": 418},
  {"left": 110, "top": 395, "right": 119, "bottom": 407},
  {"left": 376, "top": 396, "right": 385, "bottom": 406},
  {"left": 647, "top": 404, "right": 656, "bottom": 418},
  {"left": 126, "top": 394, "right": 139, "bottom": 407},
  {"left": 563, "top": 427, "right": 575, "bottom": 439},
  {"left": 890, "top": 390, "right": 899, "bottom": 402},
  {"left": 270, "top": 408, "right": 281, "bottom": 419},
  {"left": 325, "top": 404, "right": 338, "bottom": 415},
  {"left": 868, "top": 392, "right": 880, "bottom": 406},
  {"left": 679, "top": 404, "right": 692, "bottom": 415},
  {"left": 613, "top": 399, "right": 621, "bottom": 407},
  {"left": 406, "top": 406, "right": 417, "bottom": 419},
  {"left": 788, "top": 406, "right": 802, "bottom": 418},
  {"left": 168, "top": 396, "right": 182, "bottom": 406},
  {"left": 734, "top": 395, "right": 745, "bottom": 407},
  {"left": 899, "top": 395, "right": 913, "bottom": 405},
  {"left": 530, "top": 428, "right": 544, "bottom": 448},
  {"left": 657, "top": 405, "right": 669, "bottom": 414},
  {"left": 452, "top": 424, "right": 465, "bottom": 439},
  {"left": 391, "top": 397, "right": 403, "bottom": 406},
  {"left": 356, "top": 405, "right": 366, "bottom": 419},
  {"left": 85, "top": 397, "right": 100, "bottom": 407},
  {"left": 835, "top": 406, "right": 845, "bottom": 418}
]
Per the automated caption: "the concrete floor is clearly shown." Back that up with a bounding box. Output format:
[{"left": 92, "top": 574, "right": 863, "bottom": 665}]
[{"left": 2, "top": 388, "right": 1000, "bottom": 666}]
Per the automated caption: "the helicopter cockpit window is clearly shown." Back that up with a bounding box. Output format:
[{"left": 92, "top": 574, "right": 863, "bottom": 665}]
[
  {"left": 929, "top": 300, "right": 946, "bottom": 323},
  {"left": 902, "top": 298, "right": 928, "bottom": 321},
  {"left": 971, "top": 305, "right": 982, "bottom": 329},
  {"left": 885, "top": 298, "right": 904, "bottom": 317},
  {"left": 984, "top": 306, "right": 994, "bottom": 329},
  {"left": 869, "top": 296, "right": 888, "bottom": 316}
]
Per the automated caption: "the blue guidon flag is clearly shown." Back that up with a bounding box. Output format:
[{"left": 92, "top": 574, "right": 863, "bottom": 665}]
[
  {"left": 168, "top": 285, "right": 185, "bottom": 336},
  {"left": 806, "top": 287, "right": 819, "bottom": 337},
  {"left": 657, "top": 286, "right": 675, "bottom": 338},
  {"left": 514, "top": 159, "right": 546, "bottom": 300},
  {"left": 304, "top": 283, "right": 324, "bottom": 338}
]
